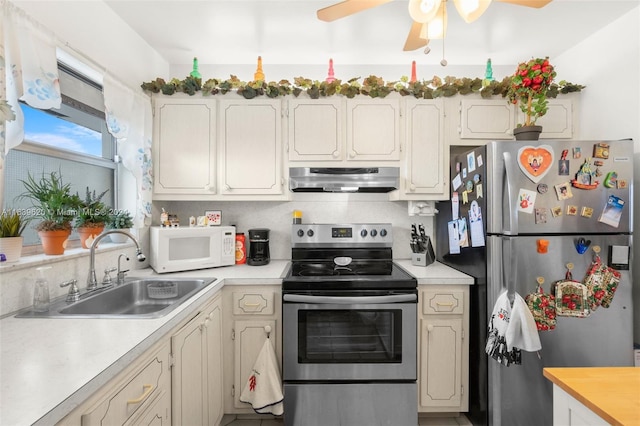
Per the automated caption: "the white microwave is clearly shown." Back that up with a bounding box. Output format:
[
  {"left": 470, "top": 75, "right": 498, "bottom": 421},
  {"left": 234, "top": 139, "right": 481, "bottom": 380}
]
[{"left": 150, "top": 226, "right": 236, "bottom": 273}]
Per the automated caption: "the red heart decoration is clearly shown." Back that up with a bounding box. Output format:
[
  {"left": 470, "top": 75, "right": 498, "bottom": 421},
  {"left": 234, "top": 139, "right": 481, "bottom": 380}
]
[{"left": 517, "top": 145, "right": 555, "bottom": 183}]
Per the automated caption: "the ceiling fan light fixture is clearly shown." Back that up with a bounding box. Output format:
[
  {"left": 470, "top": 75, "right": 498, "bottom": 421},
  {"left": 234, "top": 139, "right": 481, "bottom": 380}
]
[
  {"left": 453, "top": 0, "right": 492, "bottom": 23},
  {"left": 408, "top": 0, "right": 442, "bottom": 23},
  {"left": 425, "top": 2, "right": 448, "bottom": 39}
]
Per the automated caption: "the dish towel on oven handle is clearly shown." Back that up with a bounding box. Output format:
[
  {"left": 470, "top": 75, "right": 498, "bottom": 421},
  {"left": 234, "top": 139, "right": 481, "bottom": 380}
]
[{"left": 239, "top": 338, "right": 284, "bottom": 415}]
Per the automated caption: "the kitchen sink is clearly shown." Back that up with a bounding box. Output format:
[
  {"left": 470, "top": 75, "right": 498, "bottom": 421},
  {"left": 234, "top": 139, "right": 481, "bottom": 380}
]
[{"left": 16, "top": 277, "right": 216, "bottom": 319}]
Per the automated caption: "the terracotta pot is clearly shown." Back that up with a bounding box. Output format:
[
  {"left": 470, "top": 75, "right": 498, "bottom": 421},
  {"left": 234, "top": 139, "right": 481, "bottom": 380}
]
[
  {"left": 77, "top": 225, "right": 105, "bottom": 249},
  {"left": 0, "top": 236, "right": 24, "bottom": 262},
  {"left": 38, "top": 230, "right": 71, "bottom": 255},
  {"left": 513, "top": 125, "right": 543, "bottom": 141}
]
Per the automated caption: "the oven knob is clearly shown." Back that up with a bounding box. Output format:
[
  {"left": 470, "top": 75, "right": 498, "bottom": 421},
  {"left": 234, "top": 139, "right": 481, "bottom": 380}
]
[
  {"left": 380, "top": 229, "right": 388, "bottom": 237},
  {"left": 297, "top": 229, "right": 304, "bottom": 238},
  {"left": 360, "top": 229, "right": 367, "bottom": 238},
  {"left": 370, "top": 229, "right": 378, "bottom": 237},
  {"left": 307, "top": 229, "right": 314, "bottom": 237}
]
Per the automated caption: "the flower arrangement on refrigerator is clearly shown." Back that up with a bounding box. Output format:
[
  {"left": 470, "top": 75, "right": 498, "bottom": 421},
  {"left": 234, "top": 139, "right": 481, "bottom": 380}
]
[{"left": 507, "top": 57, "right": 557, "bottom": 127}]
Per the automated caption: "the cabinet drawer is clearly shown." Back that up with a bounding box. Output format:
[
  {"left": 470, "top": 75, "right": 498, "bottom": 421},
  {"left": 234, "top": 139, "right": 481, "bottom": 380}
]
[
  {"left": 81, "top": 343, "right": 170, "bottom": 426},
  {"left": 422, "top": 289, "right": 464, "bottom": 315},
  {"left": 233, "top": 291, "right": 274, "bottom": 315}
]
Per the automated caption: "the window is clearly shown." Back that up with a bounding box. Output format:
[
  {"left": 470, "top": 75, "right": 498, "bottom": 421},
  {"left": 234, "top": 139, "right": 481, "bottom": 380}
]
[{"left": 4, "top": 64, "right": 116, "bottom": 248}]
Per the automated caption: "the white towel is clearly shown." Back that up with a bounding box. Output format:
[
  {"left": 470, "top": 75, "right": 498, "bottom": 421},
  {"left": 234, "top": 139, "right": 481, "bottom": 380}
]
[
  {"left": 239, "top": 339, "right": 284, "bottom": 415},
  {"left": 506, "top": 293, "right": 542, "bottom": 352}
]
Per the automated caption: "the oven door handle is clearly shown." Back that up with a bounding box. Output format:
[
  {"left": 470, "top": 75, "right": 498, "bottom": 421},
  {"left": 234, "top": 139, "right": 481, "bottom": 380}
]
[{"left": 283, "top": 294, "right": 417, "bottom": 304}]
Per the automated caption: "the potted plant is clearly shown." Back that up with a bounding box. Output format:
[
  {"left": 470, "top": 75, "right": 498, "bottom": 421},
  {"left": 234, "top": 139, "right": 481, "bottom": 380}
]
[
  {"left": 19, "top": 171, "right": 80, "bottom": 255},
  {"left": 507, "top": 57, "right": 557, "bottom": 140},
  {"left": 107, "top": 210, "right": 134, "bottom": 243},
  {"left": 75, "top": 187, "right": 110, "bottom": 249},
  {"left": 0, "top": 210, "right": 29, "bottom": 262}
]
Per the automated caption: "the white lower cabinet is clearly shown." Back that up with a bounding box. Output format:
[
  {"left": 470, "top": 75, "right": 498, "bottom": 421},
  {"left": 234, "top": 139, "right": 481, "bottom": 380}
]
[
  {"left": 57, "top": 341, "right": 172, "bottom": 426},
  {"left": 552, "top": 386, "right": 609, "bottom": 426},
  {"left": 222, "top": 286, "right": 282, "bottom": 413},
  {"left": 418, "top": 286, "right": 469, "bottom": 413},
  {"left": 171, "top": 294, "right": 223, "bottom": 426}
]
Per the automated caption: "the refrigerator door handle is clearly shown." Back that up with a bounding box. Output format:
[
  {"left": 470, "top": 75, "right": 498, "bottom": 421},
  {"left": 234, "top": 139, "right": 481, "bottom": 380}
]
[{"left": 503, "top": 152, "right": 519, "bottom": 235}]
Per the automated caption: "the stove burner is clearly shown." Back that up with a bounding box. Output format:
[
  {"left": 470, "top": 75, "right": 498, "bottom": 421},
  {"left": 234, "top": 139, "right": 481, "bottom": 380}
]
[{"left": 293, "top": 262, "right": 394, "bottom": 277}]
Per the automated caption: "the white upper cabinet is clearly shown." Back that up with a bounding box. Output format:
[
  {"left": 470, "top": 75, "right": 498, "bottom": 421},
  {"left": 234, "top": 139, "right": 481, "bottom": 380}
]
[
  {"left": 218, "top": 99, "right": 285, "bottom": 198},
  {"left": 518, "top": 97, "right": 575, "bottom": 139},
  {"left": 153, "top": 97, "right": 217, "bottom": 197},
  {"left": 346, "top": 97, "right": 402, "bottom": 162},
  {"left": 458, "top": 98, "right": 515, "bottom": 140},
  {"left": 399, "top": 99, "right": 448, "bottom": 200},
  {"left": 288, "top": 98, "right": 344, "bottom": 161}
]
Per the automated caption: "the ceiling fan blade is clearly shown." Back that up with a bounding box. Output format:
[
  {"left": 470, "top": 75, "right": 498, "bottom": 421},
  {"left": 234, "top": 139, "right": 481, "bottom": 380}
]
[
  {"left": 403, "top": 21, "right": 429, "bottom": 51},
  {"left": 496, "top": 0, "right": 552, "bottom": 8},
  {"left": 317, "top": 0, "right": 394, "bottom": 22}
]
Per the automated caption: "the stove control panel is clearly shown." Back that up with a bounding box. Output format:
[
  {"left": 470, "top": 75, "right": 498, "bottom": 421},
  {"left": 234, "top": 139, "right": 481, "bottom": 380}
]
[{"left": 292, "top": 223, "right": 393, "bottom": 247}]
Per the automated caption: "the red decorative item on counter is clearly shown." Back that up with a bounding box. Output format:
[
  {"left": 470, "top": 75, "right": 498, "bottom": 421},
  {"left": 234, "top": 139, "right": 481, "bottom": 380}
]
[{"left": 235, "top": 232, "right": 247, "bottom": 264}]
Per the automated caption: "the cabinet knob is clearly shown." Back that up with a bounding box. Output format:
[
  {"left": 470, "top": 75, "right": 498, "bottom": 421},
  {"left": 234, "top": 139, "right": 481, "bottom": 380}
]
[
  {"left": 204, "top": 184, "right": 211, "bottom": 191},
  {"left": 224, "top": 184, "right": 231, "bottom": 191},
  {"left": 332, "top": 151, "right": 340, "bottom": 158},
  {"left": 349, "top": 151, "right": 356, "bottom": 158},
  {"left": 409, "top": 183, "right": 416, "bottom": 191},
  {"left": 427, "top": 324, "right": 434, "bottom": 333},
  {"left": 264, "top": 325, "right": 272, "bottom": 338}
]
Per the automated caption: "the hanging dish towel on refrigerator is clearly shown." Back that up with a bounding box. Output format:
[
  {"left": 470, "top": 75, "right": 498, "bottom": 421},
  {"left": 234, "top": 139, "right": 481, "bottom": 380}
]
[
  {"left": 506, "top": 292, "right": 542, "bottom": 352},
  {"left": 239, "top": 339, "right": 284, "bottom": 415}
]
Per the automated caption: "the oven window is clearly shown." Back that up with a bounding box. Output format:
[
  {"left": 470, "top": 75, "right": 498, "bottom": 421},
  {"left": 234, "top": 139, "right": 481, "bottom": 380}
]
[{"left": 298, "top": 309, "right": 402, "bottom": 363}]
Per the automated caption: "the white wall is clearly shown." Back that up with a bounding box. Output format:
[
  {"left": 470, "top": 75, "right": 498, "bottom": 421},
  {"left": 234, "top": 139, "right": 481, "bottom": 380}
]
[{"left": 554, "top": 5, "right": 640, "bottom": 345}]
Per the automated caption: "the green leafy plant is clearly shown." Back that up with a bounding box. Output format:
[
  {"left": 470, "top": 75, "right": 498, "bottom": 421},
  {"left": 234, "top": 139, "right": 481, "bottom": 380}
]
[
  {"left": 18, "top": 171, "right": 81, "bottom": 232},
  {"left": 107, "top": 210, "right": 134, "bottom": 229},
  {"left": 507, "top": 57, "right": 557, "bottom": 127},
  {"left": 142, "top": 72, "right": 584, "bottom": 101},
  {"left": 0, "top": 210, "right": 29, "bottom": 238},
  {"left": 75, "top": 187, "right": 110, "bottom": 228}
]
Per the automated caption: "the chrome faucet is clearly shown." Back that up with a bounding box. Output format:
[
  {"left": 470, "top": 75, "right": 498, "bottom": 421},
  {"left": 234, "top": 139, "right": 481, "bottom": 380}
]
[
  {"left": 117, "top": 253, "right": 130, "bottom": 285},
  {"left": 87, "top": 230, "right": 146, "bottom": 292}
]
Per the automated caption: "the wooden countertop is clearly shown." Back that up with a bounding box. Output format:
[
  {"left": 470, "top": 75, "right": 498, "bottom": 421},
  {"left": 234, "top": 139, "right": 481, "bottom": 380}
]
[{"left": 543, "top": 367, "right": 640, "bottom": 426}]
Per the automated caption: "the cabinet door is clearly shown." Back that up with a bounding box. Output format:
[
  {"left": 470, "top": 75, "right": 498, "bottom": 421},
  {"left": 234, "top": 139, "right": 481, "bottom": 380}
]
[
  {"left": 346, "top": 98, "right": 401, "bottom": 161},
  {"left": 403, "top": 99, "right": 447, "bottom": 198},
  {"left": 171, "top": 310, "right": 207, "bottom": 425},
  {"left": 153, "top": 98, "right": 216, "bottom": 195},
  {"left": 171, "top": 297, "right": 223, "bottom": 426},
  {"left": 205, "top": 298, "right": 224, "bottom": 426},
  {"left": 233, "top": 320, "right": 277, "bottom": 409},
  {"left": 459, "top": 99, "right": 515, "bottom": 140},
  {"left": 419, "top": 318, "right": 463, "bottom": 408},
  {"left": 520, "top": 98, "right": 573, "bottom": 139},
  {"left": 219, "top": 99, "right": 283, "bottom": 195},
  {"left": 288, "top": 98, "right": 344, "bottom": 161}
]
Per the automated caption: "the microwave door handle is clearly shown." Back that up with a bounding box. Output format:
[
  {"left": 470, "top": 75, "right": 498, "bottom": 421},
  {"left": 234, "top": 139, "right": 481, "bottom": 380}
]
[
  {"left": 503, "top": 152, "right": 518, "bottom": 235},
  {"left": 283, "top": 294, "right": 417, "bottom": 304}
]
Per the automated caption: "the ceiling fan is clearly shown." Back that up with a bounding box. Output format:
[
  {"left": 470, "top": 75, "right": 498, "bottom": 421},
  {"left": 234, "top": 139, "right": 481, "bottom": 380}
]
[{"left": 317, "top": 0, "right": 553, "bottom": 51}]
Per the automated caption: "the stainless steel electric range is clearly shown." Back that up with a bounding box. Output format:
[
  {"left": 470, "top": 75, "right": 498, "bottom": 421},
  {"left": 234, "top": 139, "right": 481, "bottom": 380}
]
[{"left": 282, "top": 223, "right": 418, "bottom": 426}]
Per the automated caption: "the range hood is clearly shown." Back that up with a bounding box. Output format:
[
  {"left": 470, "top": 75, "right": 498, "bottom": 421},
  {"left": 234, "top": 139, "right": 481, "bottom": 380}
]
[{"left": 289, "top": 167, "right": 399, "bottom": 193}]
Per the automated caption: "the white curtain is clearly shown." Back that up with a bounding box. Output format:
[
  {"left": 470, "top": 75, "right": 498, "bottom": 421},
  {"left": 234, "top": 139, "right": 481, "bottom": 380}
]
[{"left": 104, "top": 75, "right": 153, "bottom": 227}]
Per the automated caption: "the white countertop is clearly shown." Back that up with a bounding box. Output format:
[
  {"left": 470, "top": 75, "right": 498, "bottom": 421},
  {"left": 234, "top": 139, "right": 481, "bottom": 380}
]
[{"left": 0, "top": 260, "right": 471, "bottom": 426}]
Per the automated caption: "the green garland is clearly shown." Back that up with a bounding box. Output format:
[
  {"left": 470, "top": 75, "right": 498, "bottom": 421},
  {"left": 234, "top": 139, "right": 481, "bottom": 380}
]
[{"left": 141, "top": 74, "right": 585, "bottom": 100}]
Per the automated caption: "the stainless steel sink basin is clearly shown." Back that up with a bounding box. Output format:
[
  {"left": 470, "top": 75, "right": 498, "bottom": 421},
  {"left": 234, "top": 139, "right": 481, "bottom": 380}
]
[{"left": 16, "top": 277, "right": 216, "bottom": 319}]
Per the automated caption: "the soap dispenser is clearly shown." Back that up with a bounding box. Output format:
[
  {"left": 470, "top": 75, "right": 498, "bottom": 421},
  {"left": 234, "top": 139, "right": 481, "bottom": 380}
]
[{"left": 33, "top": 266, "right": 51, "bottom": 312}]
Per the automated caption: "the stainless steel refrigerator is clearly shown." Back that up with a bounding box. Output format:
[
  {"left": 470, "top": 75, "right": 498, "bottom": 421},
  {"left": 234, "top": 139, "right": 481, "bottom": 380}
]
[{"left": 435, "top": 139, "right": 634, "bottom": 426}]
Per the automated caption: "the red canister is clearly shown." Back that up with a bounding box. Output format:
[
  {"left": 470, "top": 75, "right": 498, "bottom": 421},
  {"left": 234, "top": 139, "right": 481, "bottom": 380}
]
[{"left": 235, "top": 233, "right": 247, "bottom": 264}]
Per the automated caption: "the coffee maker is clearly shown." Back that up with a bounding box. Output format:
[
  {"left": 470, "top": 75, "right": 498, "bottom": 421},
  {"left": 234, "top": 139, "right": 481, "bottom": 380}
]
[{"left": 247, "top": 228, "right": 270, "bottom": 266}]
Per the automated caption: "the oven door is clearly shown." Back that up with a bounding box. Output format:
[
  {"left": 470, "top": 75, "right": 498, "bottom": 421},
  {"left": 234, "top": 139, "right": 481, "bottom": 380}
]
[{"left": 283, "top": 292, "right": 417, "bottom": 381}]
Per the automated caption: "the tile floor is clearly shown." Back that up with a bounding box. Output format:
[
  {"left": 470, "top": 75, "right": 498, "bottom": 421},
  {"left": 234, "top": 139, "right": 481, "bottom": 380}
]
[{"left": 223, "top": 414, "right": 472, "bottom": 426}]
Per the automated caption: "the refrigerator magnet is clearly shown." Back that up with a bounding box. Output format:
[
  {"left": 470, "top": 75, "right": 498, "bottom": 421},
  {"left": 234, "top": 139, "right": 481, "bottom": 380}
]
[
  {"left": 593, "top": 142, "right": 610, "bottom": 159},
  {"left": 534, "top": 208, "right": 548, "bottom": 224},
  {"left": 447, "top": 221, "right": 461, "bottom": 254},
  {"left": 558, "top": 160, "right": 570, "bottom": 175},
  {"left": 467, "top": 152, "right": 476, "bottom": 172},
  {"left": 537, "top": 183, "right": 548, "bottom": 194},
  {"left": 476, "top": 183, "right": 483, "bottom": 198},
  {"left": 580, "top": 206, "right": 594, "bottom": 218},
  {"left": 452, "top": 173, "right": 462, "bottom": 191},
  {"left": 517, "top": 145, "right": 554, "bottom": 183},
  {"left": 551, "top": 206, "right": 563, "bottom": 218},
  {"left": 566, "top": 205, "right": 578, "bottom": 216},
  {"left": 517, "top": 189, "right": 536, "bottom": 214},
  {"left": 598, "top": 195, "right": 625, "bottom": 228},
  {"left": 617, "top": 179, "right": 628, "bottom": 189},
  {"left": 554, "top": 182, "right": 573, "bottom": 200},
  {"left": 572, "top": 147, "right": 581, "bottom": 159}
]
